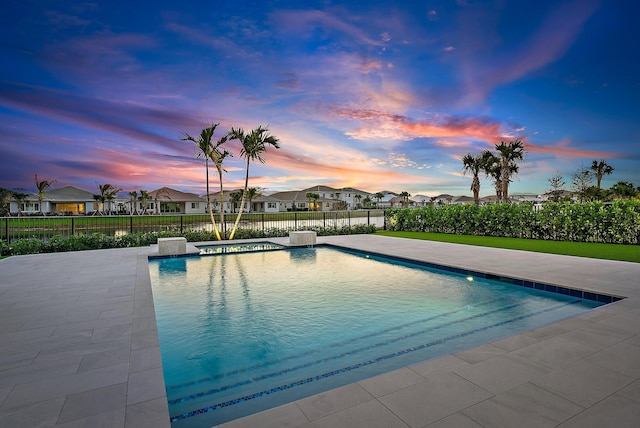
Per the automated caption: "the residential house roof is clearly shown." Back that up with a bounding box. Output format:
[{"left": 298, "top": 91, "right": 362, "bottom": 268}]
[
  {"left": 23, "top": 185, "right": 96, "bottom": 202},
  {"left": 149, "top": 187, "right": 204, "bottom": 202}
]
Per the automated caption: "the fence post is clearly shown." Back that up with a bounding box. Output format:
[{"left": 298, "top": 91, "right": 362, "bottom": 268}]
[
  {"left": 71, "top": 217, "right": 75, "bottom": 236},
  {"left": 262, "top": 213, "right": 265, "bottom": 232},
  {"left": 367, "top": 210, "right": 370, "bottom": 225},
  {"left": 323, "top": 212, "right": 326, "bottom": 228},
  {"left": 3, "top": 218, "right": 7, "bottom": 243},
  {"left": 383, "top": 209, "right": 387, "bottom": 230},
  {"left": 348, "top": 211, "right": 351, "bottom": 227},
  {"left": 294, "top": 212, "right": 297, "bottom": 230},
  {"left": 180, "top": 215, "right": 184, "bottom": 233},
  {"left": 130, "top": 216, "right": 133, "bottom": 234}
]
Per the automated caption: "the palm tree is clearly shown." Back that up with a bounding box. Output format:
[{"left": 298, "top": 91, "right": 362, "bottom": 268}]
[
  {"left": 494, "top": 140, "right": 525, "bottom": 202},
  {"left": 210, "top": 135, "right": 232, "bottom": 239},
  {"left": 355, "top": 193, "right": 362, "bottom": 209},
  {"left": 183, "top": 123, "right": 223, "bottom": 240},
  {"left": 374, "top": 192, "right": 384, "bottom": 208},
  {"left": 590, "top": 159, "right": 614, "bottom": 189},
  {"left": 93, "top": 183, "right": 122, "bottom": 215},
  {"left": 363, "top": 195, "right": 372, "bottom": 208},
  {"left": 227, "top": 125, "right": 280, "bottom": 240},
  {"left": 139, "top": 190, "right": 151, "bottom": 215},
  {"left": 482, "top": 150, "right": 502, "bottom": 201},
  {"left": 34, "top": 174, "right": 56, "bottom": 215},
  {"left": 399, "top": 191, "right": 410, "bottom": 207},
  {"left": 12, "top": 190, "right": 28, "bottom": 217},
  {"left": 128, "top": 191, "right": 138, "bottom": 215},
  {"left": 230, "top": 190, "right": 243, "bottom": 213},
  {"left": 306, "top": 192, "right": 319, "bottom": 210},
  {"left": 245, "top": 187, "right": 261, "bottom": 213},
  {"left": 461, "top": 153, "right": 485, "bottom": 205}
]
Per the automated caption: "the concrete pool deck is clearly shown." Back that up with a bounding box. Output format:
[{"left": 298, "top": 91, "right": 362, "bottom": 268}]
[{"left": 0, "top": 234, "right": 639, "bottom": 427}]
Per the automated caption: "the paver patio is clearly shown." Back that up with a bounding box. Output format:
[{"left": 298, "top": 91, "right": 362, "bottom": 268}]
[{"left": 1, "top": 234, "right": 639, "bottom": 427}]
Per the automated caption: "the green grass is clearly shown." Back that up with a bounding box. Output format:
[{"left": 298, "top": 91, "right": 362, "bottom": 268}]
[{"left": 376, "top": 231, "right": 640, "bottom": 263}]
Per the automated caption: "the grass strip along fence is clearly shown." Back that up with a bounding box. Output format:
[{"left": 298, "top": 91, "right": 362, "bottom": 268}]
[
  {"left": 384, "top": 200, "right": 640, "bottom": 245},
  {"left": 0, "top": 210, "right": 383, "bottom": 256},
  {"left": 376, "top": 231, "right": 640, "bottom": 263}
]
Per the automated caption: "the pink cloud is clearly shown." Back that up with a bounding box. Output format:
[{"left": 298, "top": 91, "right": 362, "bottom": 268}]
[{"left": 526, "top": 139, "right": 621, "bottom": 159}]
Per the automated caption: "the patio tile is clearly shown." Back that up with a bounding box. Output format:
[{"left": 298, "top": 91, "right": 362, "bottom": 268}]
[
  {"left": 409, "top": 355, "right": 470, "bottom": 377},
  {"left": 453, "top": 343, "right": 507, "bottom": 364},
  {"left": 584, "top": 340, "right": 640, "bottom": 378},
  {"left": 513, "top": 332, "right": 600, "bottom": 369},
  {"left": 2, "top": 362, "right": 129, "bottom": 409},
  {"left": 126, "top": 368, "right": 167, "bottom": 406},
  {"left": 618, "top": 379, "right": 640, "bottom": 404},
  {"left": 90, "top": 323, "right": 132, "bottom": 343},
  {"left": 57, "top": 383, "right": 127, "bottom": 424},
  {"left": 0, "top": 397, "right": 65, "bottom": 428},
  {"left": 378, "top": 372, "right": 492, "bottom": 428},
  {"left": 124, "top": 397, "right": 171, "bottom": 428},
  {"left": 217, "top": 402, "right": 309, "bottom": 428},
  {"left": 295, "top": 383, "right": 374, "bottom": 421},
  {"left": 78, "top": 347, "right": 130, "bottom": 372},
  {"left": 304, "top": 399, "right": 409, "bottom": 428},
  {"left": 491, "top": 332, "right": 539, "bottom": 351},
  {"left": 131, "top": 330, "right": 160, "bottom": 350},
  {"left": 531, "top": 359, "right": 635, "bottom": 407},
  {"left": 424, "top": 412, "right": 484, "bottom": 428},
  {"left": 454, "top": 354, "right": 552, "bottom": 394},
  {"left": 462, "top": 382, "right": 584, "bottom": 428},
  {"left": 54, "top": 408, "right": 125, "bottom": 428},
  {"left": 0, "top": 350, "right": 38, "bottom": 371},
  {"left": 556, "top": 394, "right": 640, "bottom": 428},
  {"left": 130, "top": 346, "right": 163, "bottom": 373},
  {"left": 358, "top": 367, "right": 425, "bottom": 397}
]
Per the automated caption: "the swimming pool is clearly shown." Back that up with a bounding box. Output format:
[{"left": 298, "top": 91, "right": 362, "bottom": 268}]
[{"left": 148, "top": 246, "right": 608, "bottom": 427}]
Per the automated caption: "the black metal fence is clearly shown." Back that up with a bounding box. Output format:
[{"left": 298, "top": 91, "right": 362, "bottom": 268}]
[{"left": 0, "top": 210, "right": 385, "bottom": 243}]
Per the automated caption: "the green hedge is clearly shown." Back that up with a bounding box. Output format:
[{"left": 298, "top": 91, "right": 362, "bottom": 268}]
[
  {"left": 385, "top": 200, "right": 640, "bottom": 244},
  {"left": 1, "top": 224, "right": 377, "bottom": 256}
]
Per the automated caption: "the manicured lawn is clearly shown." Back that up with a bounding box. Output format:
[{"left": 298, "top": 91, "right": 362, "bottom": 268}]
[{"left": 376, "top": 231, "right": 640, "bottom": 263}]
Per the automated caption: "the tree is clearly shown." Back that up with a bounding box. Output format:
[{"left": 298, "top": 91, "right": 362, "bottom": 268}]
[
  {"left": 210, "top": 135, "right": 232, "bottom": 239},
  {"left": 355, "top": 193, "right": 362, "bottom": 209},
  {"left": 590, "top": 159, "right": 614, "bottom": 189},
  {"left": 227, "top": 125, "right": 280, "bottom": 240},
  {"left": 495, "top": 139, "right": 525, "bottom": 202},
  {"left": 363, "top": 195, "right": 372, "bottom": 208},
  {"left": 482, "top": 151, "right": 502, "bottom": 201},
  {"left": 306, "top": 192, "right": 319, "bottom": 210},
  {"left": 128, "top": 191, "right": 138, "bottom": 215},
  {"left": 183, "top": 123, "right": 223, "bottom": 240},
  {"left": 93, "top": 183, "right": 122, "bottom": 215},
  {"left": 374, "top": 192, "right": 384, "bottom": 207},
  {"left": 230, "top": 190, "right": 243, "bottom": 213},
  {"left": 399, "top": 191, "right": 410, "bottom": 207},
  {"left": 11, "top": 190, "right": 29, "bottom": 217},
  {"left": 571, "top": 167, "right": 594, "bottom": 202},
  {"left": 547, "top": 172, "right": 566, "bottom": 202},
  {"left": 34, "top": 174, "right": 56, "bottom": 215},
  {"left": 139, "top": 190, "right": 151, "bottom": 215},
  {"left": 245, "top": 187, "right": 261, "bottom": 213},
  {"left": 610, "top": 181, "right": 636, "bottom": 200},
  {"left": 461, "top": 153, "right": 485, "bottom": 205}
]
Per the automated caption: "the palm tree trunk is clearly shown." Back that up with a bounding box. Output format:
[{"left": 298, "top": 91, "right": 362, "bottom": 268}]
[
  {"left": 205, "top": 160, "right": 221, "bottom": 241},
  {"left": 217, "top": 169, "right": 226, "bottom": 239},
  {"left": 228, "top": 160, "right": 250, "bottom": 240}
]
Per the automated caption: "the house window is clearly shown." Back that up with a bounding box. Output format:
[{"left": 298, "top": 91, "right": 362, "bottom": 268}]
[
  {"left": 297, "top": 202, "right": 306, "bottom": 208},
  {"left": 267, "top": 202, "right": 276, "bottom": 208},
  {"left": 191, "top": 202, "right": 199, "bottom": 209}
]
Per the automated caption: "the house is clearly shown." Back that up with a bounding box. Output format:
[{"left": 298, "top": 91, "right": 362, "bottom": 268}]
[
  {"left": 269, "top": 190, "right": 314, "bottom": 212},
  {"left": 411, "top": 195, "right": 432, "bottom": 206},
  {"left": 451, "top": 195, "right": 475, "bottom": 205},
  {"left": 147, "top": 187, "right": 206, "bottom": 215},
  {"left": 251, "top": 194, "right": 281, "bottom": 213},
  {"left": 10, "top": 185, "right": 97, "bottom": 215}
]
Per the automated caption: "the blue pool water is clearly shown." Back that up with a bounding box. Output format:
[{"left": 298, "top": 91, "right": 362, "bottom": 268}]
[{"left": 148, "top": 246, "right": 606, "bottom": 427}]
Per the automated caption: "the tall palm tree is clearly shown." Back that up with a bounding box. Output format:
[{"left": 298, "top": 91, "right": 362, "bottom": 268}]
[
  {"left": 374, "top": 192, "right": 384, "bottom": 207},
  {"left": 355, "top": 193, "right": 362, "bottom": 209},
  {"left": 128, "top": 191, "right": 138, "bottom": 215},
  {"left": 246, "top": 187, "right": 261, "bottom": 213},
  {"left": 183, "top": 124, "right": 223, "bottom": 240},
  {"left": 210, "top": 135, "right": 232, "bottom": 239},
  {"left": 495, "top": 140, "right": 525, "bottom": 202},
  {"left": 34, "top": 174, "right": 56, "bottom": 215},
  {"left": 93, "top": 183, "right": 122, "bottom": 215},
  {"left": 230, "top": 190, "right": 243, "bottom": 213},
  {"left": 590, "top": 159, "right": 614, "bottom": 189},
  {"left": 139, "top": 190, "right": 151, "bottom": 215},
  {"left": 461, "top": 153, "right": 484, "bottom": 205},
  {"left": 227, "top": 125, "right": 280, "bottom": 240},
  {"left": 482, "top": 150, "right": 502, "bottom": 201}
]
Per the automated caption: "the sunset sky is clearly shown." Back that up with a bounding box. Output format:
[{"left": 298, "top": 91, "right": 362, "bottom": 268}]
[{"left": 1, "top": 0, "right": 638, "bottom": 197}]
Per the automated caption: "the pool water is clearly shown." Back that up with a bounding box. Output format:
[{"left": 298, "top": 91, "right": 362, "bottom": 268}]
[{"left": 148, "top": 246, "right": 605, "bottom": 427}]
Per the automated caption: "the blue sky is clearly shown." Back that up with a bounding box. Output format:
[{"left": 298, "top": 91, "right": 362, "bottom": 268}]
[{"left": 1, "top": 0, "right": 638, "bottom": 197}]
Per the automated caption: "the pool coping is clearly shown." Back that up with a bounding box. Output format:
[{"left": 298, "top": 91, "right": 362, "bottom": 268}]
[{"left": 1, "top": 234, "right": 639, "bottom": 427}]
